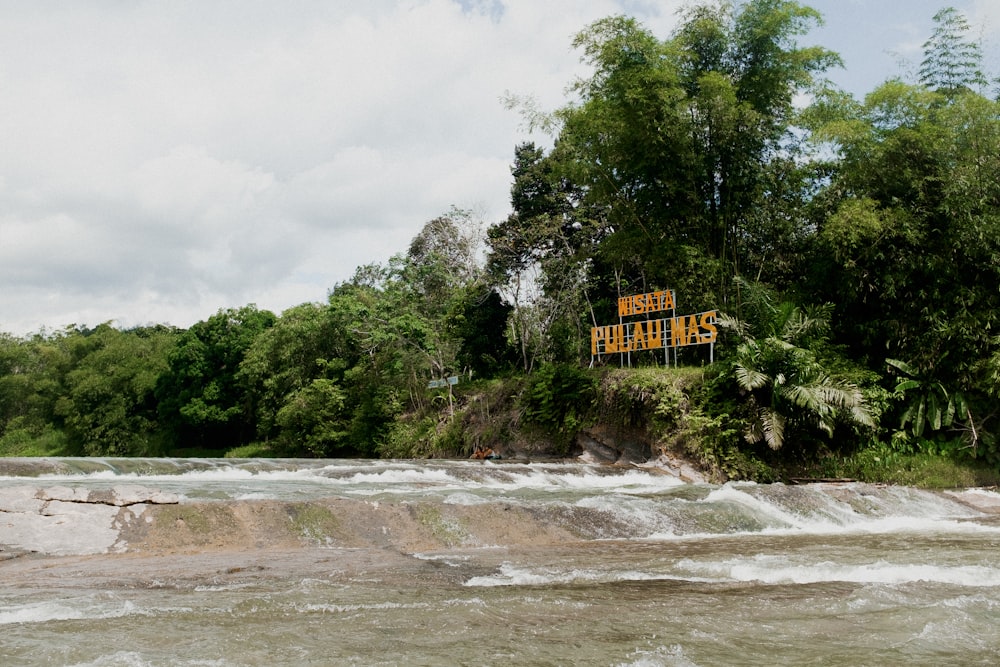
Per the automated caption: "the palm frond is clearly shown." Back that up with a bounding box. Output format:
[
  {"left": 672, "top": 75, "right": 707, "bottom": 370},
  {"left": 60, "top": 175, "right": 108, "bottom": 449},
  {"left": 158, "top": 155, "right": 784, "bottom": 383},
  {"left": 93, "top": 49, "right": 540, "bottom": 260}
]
[
  {"left": 716, "top": 312, "right": 750, "bottom": 340},
  {"left": 850, "top": 404, "right": 876, "bottom": 428},
  {"left": 761, "top": 409, "right": 786, "bottom": 450},
  {"left": 734, "top": 363, "right": 771, "bottom": 391}
]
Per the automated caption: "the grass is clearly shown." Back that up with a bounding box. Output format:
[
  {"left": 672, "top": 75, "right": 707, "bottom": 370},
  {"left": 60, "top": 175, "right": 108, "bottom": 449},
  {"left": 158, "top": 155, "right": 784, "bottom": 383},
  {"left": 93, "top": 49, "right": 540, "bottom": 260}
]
[
  {"left": 0, "top": 426, "right": 74, "bottom": 457},
  {"left": 818, "top": 447, "right": 1000, "bottom": 488}
]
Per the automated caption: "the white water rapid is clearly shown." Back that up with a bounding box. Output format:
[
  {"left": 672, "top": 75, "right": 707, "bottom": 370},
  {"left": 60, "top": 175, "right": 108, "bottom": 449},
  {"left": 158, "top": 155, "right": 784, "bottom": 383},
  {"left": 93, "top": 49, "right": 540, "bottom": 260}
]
[{"left": 2, "top": 458, "right": 999, "bottom": 665}]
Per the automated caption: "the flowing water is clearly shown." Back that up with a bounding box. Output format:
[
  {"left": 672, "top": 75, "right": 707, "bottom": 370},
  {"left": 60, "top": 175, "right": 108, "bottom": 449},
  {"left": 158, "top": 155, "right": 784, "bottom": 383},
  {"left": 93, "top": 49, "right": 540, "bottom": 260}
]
[{"left": 2, "top": 458, "right": 1000, "bottom": 666}]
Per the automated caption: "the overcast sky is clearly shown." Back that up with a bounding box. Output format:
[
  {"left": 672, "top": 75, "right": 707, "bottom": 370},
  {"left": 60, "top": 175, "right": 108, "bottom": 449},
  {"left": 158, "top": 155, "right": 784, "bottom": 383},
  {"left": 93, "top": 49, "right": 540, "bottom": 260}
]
[{"left": 2, "top": 0, "right": 998, "bottom": 336}]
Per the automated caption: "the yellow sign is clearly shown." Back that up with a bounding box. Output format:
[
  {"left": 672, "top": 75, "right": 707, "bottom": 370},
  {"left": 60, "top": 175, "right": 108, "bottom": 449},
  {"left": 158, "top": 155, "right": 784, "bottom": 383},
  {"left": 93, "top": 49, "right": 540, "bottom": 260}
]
[
  {"left": 617, "top": 290, "right": 675, "bottom": 317},
  {"left": 591, "top": 311, "right": 717, "bottom": 355}
]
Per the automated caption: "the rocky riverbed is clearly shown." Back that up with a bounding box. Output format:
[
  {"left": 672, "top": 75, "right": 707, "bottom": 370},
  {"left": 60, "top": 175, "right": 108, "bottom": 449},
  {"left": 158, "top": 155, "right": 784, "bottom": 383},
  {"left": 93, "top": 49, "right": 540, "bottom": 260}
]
[{"left": 4, "top": 462, "right": 1000, "bottom": 666}]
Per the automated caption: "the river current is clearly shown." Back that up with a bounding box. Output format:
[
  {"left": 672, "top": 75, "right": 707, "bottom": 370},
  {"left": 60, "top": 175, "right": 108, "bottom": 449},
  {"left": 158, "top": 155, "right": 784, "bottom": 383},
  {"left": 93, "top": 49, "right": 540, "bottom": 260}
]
[{"left": 2, "top": 458, "right": 999, "bottom": 666}]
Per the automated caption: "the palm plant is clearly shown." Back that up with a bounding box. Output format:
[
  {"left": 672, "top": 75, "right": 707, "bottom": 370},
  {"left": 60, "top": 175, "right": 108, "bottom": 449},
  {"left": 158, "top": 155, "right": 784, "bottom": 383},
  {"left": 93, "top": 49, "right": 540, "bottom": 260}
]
[{"left": 721, "top": 290, "right": 874, "bottom": 451}]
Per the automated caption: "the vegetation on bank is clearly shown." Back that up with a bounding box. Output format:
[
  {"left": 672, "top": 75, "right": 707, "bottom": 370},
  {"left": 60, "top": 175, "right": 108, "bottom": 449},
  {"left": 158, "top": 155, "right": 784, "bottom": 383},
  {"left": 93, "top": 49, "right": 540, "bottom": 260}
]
[{"left": 3, "top": 2, "right": 1000, "bottom": 488}]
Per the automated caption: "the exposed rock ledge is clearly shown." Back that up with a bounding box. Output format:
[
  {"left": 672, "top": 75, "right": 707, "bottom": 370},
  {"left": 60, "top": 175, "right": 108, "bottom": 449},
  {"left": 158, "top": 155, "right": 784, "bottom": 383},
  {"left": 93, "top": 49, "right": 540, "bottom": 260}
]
[
  {"left": 576, "top": 424, "right": 709, "bottom": 483},
  {"left": 0, "top": 485, "right": 178, "bottom": 557}
]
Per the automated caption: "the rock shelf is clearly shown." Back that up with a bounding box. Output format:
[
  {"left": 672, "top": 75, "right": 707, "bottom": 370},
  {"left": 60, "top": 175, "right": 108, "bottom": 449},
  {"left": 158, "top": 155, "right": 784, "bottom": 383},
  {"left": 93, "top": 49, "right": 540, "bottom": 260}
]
[{"left": 0, "top": 485, "right": 178, "bottom": 556}]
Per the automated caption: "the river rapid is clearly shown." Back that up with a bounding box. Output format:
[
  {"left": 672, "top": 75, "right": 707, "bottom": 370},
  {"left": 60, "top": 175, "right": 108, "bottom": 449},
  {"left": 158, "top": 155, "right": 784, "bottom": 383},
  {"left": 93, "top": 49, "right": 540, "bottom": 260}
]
[{"left": 2, "top": 457, "right": 1000, "bottom": 666}]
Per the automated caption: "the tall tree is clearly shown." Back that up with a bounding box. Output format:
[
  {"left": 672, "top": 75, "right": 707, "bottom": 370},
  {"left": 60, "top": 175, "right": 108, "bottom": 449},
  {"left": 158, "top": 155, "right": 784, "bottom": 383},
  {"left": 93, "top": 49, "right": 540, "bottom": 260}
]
[
  {"left": 805, "top": 77, "right": 1000, "bottom": 453},
  {"left": 155, "top": 305, "right": 276, "bottom": 451},
  {"left": 486, "top": 142, "right": 605, "bottom": 370},
  {"left": 238, "top": 302, "right": 348, "bottom": 454},
  {"left": 531, "top": 2, "right": 837, "bottom": 318},
  {"left": 57, "top": 324, "right": 177, "bottom": 456},
  {"left": 0, "top": 332, "right": 72, "bottom": 453},
  {"left": 919, "top": 7, "right": 987, "bottom": 98}
]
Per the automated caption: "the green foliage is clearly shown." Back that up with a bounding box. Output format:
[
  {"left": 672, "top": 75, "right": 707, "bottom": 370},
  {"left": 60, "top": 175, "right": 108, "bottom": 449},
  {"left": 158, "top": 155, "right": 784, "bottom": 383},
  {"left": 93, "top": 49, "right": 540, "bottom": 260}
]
[
  {"left": 156, "top": 306, "right": 276, "bottom": 451},
  {"left": 521, "top": 363, "right": 597, "bottom": 452},
  {"left": 223, "top": 442, "right": 279, "bottom": 458},
  {"left": 590, "top": 367, "right": 774, "bottom": 481},
  {"left": 275, "top": 379, "right": 349, "bottom": 457},
  {"left": 447, "top": 282, "right": 516, "bottom": 378},
  {"left": 486, "top": 142, "right": 603, "bottom": 371},
  {"left": 887, "top": 358, "right": 968, "bottom": 439},
  {"left": 821, "top": 438, "right": 1000, "bottom": 488},
  {"left": 0, "top": 423, "right": 71, "bottom": 457},
  {"left": 720, "top": 285, "right": 874, "bottom": 452},
  {"left": 379, "top": 416, "right": 438, "bottom": 459},
  {"left": 919, "top": 7, "right": 987, "bottom": 97},
  {"left": 544, "top": 2, "right": 836, "bottom": 309},
  {"left": 55, "top": 324, "right": 178, "bottom": 456}
]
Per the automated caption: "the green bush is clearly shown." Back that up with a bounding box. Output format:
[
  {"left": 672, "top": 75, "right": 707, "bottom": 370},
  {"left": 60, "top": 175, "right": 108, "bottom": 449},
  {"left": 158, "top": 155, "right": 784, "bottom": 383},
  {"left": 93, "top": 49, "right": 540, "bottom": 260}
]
[
  {"left": 818, "top": 437, "right": 1000, "bottom": 488},
  {"left": 224, "top": 443, "right": 280, "bottom": 458},
  {"left": 0, "top": 424, "right": 72, "bottom": 457},
  {"left": 521, "top": 363, "right": 597, "bottom": 453}
]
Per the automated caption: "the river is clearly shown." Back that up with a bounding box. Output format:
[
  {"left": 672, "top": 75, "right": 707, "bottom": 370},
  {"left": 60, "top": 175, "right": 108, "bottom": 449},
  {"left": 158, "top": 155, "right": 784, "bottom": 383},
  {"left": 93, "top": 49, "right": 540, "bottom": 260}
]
[{"left": 2, "top": 458, "right": 999, "bottom": 665}]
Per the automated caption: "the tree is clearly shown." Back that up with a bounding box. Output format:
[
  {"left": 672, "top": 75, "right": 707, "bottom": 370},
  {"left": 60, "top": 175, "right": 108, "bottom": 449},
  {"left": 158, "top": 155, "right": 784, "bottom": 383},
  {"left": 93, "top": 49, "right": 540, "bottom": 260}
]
[
  {"left": 55, "top": 324, "right": 177, "bottom": 456},
  {"left": 407, "top": 206, "right": 482, "bottom": 294},
  {"left": 486, "top": 143, "right": 608, "bottom": 370},
  {"left": 276, "top": 211, "right": 491, "bottom": 454},
  {"left": 155, "top": 306, "right": 276, "bottom": 451},
  {"left": 804, "top": 52, "right": 1000, "bottom": 455},
  {"left": 0, "top": 334, "right": 42, "bottom": 436},
  {"left": 274, "top": 378, "right": 349, "bottom": 457},
  {"left": 321, "top": 277, "right": 401, "bottom": 456},
  {"left": 514, "top": 2, "right": 838, "bottom": 327},
  {"left": 447, "top": 282, "right": 515, "bottom": 378},
  {"left": 919, "top": 7, "right": 987, "bottom": 98},
  {"left": 0, "top": 332, "right": 72, "bottom": 453},
  {"left": 238, "top": 302, "right": 347, "bottom": 452}
]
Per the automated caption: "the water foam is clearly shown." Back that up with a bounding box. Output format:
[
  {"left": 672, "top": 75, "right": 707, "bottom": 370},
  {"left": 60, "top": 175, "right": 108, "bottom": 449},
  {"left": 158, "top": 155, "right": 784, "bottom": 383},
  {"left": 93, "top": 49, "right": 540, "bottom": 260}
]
[
  {"left": 0, "top": 598, "right": 140, "bottom": 626},
  {"left": 675, "top": 554, "right": 1000, "bottom": 586},
  {"left": 463, "top": 562, "right": 699, "bottom": 588}
]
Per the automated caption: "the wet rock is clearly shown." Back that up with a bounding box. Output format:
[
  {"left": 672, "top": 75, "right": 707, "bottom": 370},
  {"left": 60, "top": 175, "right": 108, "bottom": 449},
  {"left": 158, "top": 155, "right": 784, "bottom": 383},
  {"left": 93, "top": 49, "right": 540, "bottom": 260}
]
[
  {"left": 0, "top": 486, "right": 46, "bottom": 513},
  {"left": 576, "top": 425, "right": 650, "bottom": 464},
  {"left": 0, "top": 485, "right": 177, "bottom": 556},
  {"left": 36, "top": 485, "right": 90, "bottom": 503},
  {"left": 640, "top": 453, "right": 708, "bottom": 484},
  {"left": 36, "top": 485, "right": 179, "bottom": 506},
  {"left": 576, "top": 431, "right": 620, "bottom": 463}
]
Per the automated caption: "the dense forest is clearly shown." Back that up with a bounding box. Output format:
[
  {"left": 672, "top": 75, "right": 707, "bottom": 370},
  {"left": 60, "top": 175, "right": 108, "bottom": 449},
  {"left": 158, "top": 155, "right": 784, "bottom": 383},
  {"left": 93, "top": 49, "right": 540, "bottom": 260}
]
[{"left": 2, "top": 2, "right": 1000, "bottom": 483}]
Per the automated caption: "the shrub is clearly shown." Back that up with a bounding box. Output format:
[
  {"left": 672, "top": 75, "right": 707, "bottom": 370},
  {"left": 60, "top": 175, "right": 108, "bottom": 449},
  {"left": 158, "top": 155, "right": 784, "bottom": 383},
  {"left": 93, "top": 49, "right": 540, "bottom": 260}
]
[{"left": 521, "top": 363, "right": 597, "bottom": 453}]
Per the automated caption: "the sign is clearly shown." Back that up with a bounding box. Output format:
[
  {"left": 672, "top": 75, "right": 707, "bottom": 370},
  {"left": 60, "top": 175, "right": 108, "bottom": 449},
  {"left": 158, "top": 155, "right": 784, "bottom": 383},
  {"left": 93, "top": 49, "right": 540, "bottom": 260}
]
[
  {"left": 591, "top": 289, "right": 717, "bottom": 362},
  {"left": 427, "top": 376, "right": 460, "bottom": 389},
  {"left": 617, "top": 289, "right": 675, "bottom": 317},
  {"left": 591, "top": 311, "right": 717, "bottom": 355}
]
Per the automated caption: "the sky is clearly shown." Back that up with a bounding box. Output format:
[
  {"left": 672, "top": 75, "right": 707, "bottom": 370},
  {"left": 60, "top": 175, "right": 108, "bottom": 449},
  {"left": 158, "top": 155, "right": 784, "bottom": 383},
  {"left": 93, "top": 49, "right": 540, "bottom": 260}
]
[{"left": 1, "top": 0, "right": 998, "bottom": 337}]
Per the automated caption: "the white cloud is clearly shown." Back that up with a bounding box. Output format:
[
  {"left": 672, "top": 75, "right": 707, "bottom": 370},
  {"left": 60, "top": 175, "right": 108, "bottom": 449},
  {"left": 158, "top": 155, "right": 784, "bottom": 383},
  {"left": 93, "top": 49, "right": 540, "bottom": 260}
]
[
  {"left": 24, "top": 0, "right": 993, "bottom": 335},
  {"left": 6, "top": 0, "right": 678, "bottom": 335}
]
